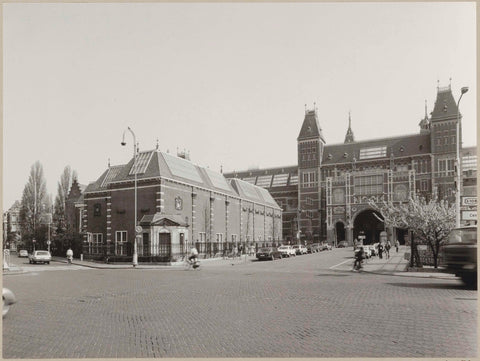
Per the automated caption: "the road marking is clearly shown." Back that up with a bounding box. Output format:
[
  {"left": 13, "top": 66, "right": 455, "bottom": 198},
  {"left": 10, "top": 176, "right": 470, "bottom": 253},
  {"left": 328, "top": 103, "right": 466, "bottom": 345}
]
[{"left": 329, "top": 259, "right": 352, "bottom": 269}]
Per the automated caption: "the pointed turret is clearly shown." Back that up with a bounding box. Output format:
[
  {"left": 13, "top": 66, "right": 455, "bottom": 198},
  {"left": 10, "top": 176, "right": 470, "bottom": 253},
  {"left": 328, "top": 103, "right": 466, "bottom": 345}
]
[
  {"left": 344, "top": 112, "right": 355, "bottom": 143},
  {"left": 430, "top": 84, "right": 459, "bottom": 121},
  {"left": 419, "top": 100, "right": 430, "bottom": 134},
  {"left": 297, "top": 107, "right": 325, "bottom": 142}
]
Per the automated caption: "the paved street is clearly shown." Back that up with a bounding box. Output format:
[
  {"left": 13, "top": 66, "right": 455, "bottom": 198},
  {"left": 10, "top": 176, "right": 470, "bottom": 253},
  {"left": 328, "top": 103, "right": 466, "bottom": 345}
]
[{"left": 3, "top": 248, "right": 477, "bottom": 358}]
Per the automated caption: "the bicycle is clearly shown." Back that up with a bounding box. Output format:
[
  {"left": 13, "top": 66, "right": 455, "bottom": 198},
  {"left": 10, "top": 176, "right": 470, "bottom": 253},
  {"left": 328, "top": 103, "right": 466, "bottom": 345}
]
[{"left": 184, "top": 257, "right": 200, "bottom": 270}]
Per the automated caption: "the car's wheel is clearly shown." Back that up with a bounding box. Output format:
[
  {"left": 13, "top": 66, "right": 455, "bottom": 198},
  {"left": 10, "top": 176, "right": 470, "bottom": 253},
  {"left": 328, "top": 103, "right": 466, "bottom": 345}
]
[{"left": 29, "top": 260, "right": 32, "bottom": 264}]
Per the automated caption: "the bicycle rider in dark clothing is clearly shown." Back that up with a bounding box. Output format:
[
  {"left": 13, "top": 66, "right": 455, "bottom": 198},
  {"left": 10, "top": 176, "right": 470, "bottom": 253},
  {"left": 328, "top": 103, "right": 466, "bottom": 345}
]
[{"left": 354, "top": 246, "right": 365, "bottom": 270}]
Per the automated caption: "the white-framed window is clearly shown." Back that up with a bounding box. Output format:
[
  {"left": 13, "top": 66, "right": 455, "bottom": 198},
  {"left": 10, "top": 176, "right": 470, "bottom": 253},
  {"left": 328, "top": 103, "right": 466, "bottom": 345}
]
[
  {"left": 199, "top": 232, "right": 206, "bottom": 243},
  {"left": 115, "top": 230, "right": 128, "bottom": 256},
  {"left": 301, "top": 171, "right": 317, "bottom": 188},
  {"left": 421, "top": 180, "right": 428, "bottom": 191},
  {"left": 92, "top": 233, "right": 103, "bottom": 254}
]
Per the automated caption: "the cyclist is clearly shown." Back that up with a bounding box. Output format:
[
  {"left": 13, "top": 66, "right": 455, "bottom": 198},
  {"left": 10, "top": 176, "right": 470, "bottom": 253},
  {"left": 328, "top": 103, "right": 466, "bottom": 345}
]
[
  {"left": 188, "top": 246, "right": 199, "bottom": 264},
  {"left": 353, "top": 246, "right": 364, "bottom": 271}
]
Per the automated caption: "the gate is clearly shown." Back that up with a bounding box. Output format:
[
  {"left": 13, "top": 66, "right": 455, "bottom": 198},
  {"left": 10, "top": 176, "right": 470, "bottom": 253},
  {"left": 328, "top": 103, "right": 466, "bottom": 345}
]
[{"left": 158, "top": 233, "right": 171, "bottom": 262}]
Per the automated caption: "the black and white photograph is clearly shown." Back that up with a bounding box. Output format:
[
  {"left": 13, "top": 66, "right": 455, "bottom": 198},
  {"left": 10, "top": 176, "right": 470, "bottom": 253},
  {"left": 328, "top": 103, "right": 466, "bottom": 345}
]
[{"left": 2, "top": 2, "right": 477, "bottom": 359}]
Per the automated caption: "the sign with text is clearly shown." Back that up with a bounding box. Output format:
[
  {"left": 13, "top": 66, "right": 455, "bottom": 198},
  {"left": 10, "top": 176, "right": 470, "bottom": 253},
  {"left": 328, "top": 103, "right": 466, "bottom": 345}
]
[
  {"left": 462, "top": 211, "right": 477, "bottom": 221},
  {"left": 462, "top": 197, "right": 477, "bottom": 206}
]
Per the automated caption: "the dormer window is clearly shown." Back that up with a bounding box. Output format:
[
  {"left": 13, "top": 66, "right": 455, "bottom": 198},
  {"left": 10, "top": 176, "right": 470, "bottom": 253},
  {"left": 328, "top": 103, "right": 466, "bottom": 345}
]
[
  {"left": 343, "top": 152, "right": 348, "bottom": 158},
  {"left": 327, "top": 154, "right": 332, "bottom": 159}
]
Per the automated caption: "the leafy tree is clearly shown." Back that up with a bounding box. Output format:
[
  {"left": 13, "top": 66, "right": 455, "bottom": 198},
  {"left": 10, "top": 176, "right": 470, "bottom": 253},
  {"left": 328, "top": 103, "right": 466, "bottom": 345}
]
[
  {"left": 370, "top": 194, "right": 455, "bottom": 268},
  {"left": 19, "top": 161, "right": 48, "bottom": 249}
]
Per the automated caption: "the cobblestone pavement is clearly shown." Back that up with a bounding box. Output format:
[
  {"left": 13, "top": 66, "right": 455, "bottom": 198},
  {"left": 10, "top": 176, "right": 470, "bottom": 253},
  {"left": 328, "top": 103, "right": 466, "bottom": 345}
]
[{"left": 3, "top": 249, "right": 477, "bottom": 358}]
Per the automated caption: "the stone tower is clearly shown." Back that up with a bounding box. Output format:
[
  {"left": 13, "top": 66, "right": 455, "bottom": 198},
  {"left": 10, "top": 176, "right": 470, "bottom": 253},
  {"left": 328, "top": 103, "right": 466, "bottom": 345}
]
[{"left": 296, "top": 107, "right": 325, "bottom": 243}]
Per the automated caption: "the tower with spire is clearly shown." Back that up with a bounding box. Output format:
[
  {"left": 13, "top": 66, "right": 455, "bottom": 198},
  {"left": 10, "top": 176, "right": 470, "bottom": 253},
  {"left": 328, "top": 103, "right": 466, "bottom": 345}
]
[
  {"left": 344, "top": 112, "right": 355, "bottom": 143},
  {"left": 296, "top": 105, "right": 325, "bottom": 243},
  {"left": 419, "top": 100, "right": 430, "bottom": 134},
  {"left": 429, "top": 82, "right": 461, "bottom": 201}
]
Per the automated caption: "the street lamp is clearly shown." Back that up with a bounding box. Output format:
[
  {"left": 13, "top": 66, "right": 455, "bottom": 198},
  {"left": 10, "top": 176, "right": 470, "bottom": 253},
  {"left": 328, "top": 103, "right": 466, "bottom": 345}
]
[
  {"left": 455, "top": 86, "right": 469, "bottom": 227},
  {"left": 121, "top": 126, "right": 138, "bottom": 267}
]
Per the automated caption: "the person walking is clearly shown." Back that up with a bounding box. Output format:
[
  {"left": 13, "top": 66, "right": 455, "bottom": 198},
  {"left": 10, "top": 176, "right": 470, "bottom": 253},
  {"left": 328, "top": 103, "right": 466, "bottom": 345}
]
[
  {"left": 385, "top": 241, "right": 391, "bottom": 259},
  {"left": 66, "top": 248, "right": 73, "bottom": 264},
  {"left": 395, "top": 239, "right": 400, "bottom": 253},
  {"left": 378, "top": 243, "right": 383, "bottom": 259}
]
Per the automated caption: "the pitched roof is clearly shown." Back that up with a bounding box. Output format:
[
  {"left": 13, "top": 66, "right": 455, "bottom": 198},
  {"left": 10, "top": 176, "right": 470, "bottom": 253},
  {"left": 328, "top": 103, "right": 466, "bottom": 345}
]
[
  {"left": 430, "top": 86, "right": 459, "bottom": 121},
  {"left": 84, "top": 150, "right": 280, "bottom": 209},
  {"left": 322, "top": 133, "right": 431, "bottom": 165},
  {"left": 297, "top": 110, "right": 325, "bottom": 142}
]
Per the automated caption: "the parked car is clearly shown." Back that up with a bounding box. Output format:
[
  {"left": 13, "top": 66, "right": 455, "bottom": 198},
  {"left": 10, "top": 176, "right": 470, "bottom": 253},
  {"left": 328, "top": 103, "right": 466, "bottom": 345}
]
[
  {"left": 307, "top": 243, "right": 320, "bottom": 253},
  {"left": 337, "top": 241, "right": 348, "bottom": 248},
  {"left": 29, "top": 250, "right": 51, "bottom": 264},
  {"left": 3, "top": 288, "right": 16, "bottom": 318},
  {"left": 320, "top": 242, "right": 332, "bottom": 251},
  {"left": 293, "top": 245, "right": 308, "bottom": 255},
  {"left": 277, "top": 245, "right": 296, "bottom": 257},
  {"left": 256, "top": 247, "right": 282, "bottom": 261},
  {"left": 441, "top": 226, "right": 477, "bottom": 288},
  {"left": 18, "top": 250, "right": 28, "bottom": 258}
]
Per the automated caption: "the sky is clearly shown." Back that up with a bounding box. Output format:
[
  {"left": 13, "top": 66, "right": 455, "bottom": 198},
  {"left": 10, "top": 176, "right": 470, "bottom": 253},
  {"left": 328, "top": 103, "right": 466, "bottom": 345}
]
[{"left": 2, "top": 2, "right": 477, "bottom": 210}]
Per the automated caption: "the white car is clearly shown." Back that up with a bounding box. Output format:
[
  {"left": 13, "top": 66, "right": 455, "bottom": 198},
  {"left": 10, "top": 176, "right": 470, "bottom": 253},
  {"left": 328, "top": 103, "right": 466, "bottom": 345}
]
[
  {"left": 18, "top": 250, "right": 28, "bottom": 258},
  {"left": 292, "top": 245, "right": 308, "bottom": 255},
  {"left": 29, "top": 250, "right": 52, "bottom": 264},
  {"left": 277, "top": 245, "right": 296, "bottom": 257}
]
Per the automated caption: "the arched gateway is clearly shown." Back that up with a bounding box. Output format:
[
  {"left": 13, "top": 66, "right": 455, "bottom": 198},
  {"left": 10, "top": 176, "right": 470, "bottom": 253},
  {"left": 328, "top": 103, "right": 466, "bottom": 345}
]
[{"left": 353, "top": 209, "right": 384, "bottom": 245}]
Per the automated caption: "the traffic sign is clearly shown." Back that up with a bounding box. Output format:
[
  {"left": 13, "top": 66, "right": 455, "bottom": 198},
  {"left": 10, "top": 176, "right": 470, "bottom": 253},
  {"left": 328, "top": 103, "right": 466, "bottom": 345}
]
[
  {"left": 135, "top": 226, "right": 143, "bottom": 234},
  {"left": 46, "top": 240, "right": 51, "bottom": 245}
]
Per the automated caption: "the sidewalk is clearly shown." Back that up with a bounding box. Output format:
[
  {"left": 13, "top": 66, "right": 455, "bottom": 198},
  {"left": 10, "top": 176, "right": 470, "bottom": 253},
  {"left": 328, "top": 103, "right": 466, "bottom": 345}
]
[{"left": 359, "top": 246, "right": 457, "bottom": 280}]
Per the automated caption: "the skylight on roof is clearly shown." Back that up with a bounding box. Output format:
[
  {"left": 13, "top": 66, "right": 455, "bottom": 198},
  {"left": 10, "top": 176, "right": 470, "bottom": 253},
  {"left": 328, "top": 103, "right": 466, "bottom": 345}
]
[
  {"left": 256, "top": 175, "right": 272, "bottom": 188},
  {"left": 289, "top": 175, "right": 298, "bottom": 185},
  {"left": 129, "top": 152, "right": 153, "bottom": 175},
  {"left": 359, "top": 146, "right": 387, "bottom": 160},
  {"left": 205, "top": 168, "right": 231, "bottom": 192},
  {"left": 271, "top": 173, "right": 289, "bottom": 187},
  {"left": 163, "top": 152, "right": 203, "bottom": 183},
  {"left": 102, "top": 166, "right": 124, "bottom": 187}
]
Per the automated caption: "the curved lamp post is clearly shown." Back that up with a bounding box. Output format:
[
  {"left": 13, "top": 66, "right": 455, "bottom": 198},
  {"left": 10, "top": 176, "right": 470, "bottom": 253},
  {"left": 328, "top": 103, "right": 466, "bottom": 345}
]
[
  {"left": 121, "top": 127, "right": 138, "bottom": 267},
  {"left": 455, "top": 86, "right": 469, "bottom": 227}
]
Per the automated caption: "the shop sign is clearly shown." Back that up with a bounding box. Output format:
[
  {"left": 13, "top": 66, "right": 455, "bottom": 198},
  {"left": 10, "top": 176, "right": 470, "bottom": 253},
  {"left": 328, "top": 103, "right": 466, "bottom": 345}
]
[
  {"left": 462, "top": 197, "right": 477, "bottom": 206},
  {"left": 462, "top": 211, "right": 477, "bottom": 221}
]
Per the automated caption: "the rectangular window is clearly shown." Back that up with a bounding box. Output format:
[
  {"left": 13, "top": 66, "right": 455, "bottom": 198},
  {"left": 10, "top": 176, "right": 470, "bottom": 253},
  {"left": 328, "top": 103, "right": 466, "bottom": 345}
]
[
  {"left": 92, "top": 233, "right": 103, "bottom": 254},
  {"left": 94, "top": 203, "right": 101, "bottom": 217},
  {"left": 301, "top": 171, "right": 317, "bottom": 188},
  {"left": 421, "top": 180, "right": 428, "bottom": 191},
  {"left": 115, "top": 231, "right": 127, "bottom": 256}
]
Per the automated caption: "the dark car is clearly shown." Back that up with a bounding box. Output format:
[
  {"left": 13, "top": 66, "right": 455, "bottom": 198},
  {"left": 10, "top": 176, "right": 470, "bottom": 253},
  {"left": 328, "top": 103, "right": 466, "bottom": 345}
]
[
  {"left": 256, "top": 247, "right": 282, "bottom": 261},
  {"left": 441, "top": 226, "right": 477, "bottom": 288}
]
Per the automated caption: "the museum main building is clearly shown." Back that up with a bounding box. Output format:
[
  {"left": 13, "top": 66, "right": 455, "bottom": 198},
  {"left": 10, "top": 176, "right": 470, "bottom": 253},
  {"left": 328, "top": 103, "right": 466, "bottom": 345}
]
[{"left": 224, "top": 84, "right": 477, "bottom": 246}]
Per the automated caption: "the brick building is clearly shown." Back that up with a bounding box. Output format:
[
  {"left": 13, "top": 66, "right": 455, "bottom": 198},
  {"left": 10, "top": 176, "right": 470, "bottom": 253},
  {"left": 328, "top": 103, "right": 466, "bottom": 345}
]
[
  {"left": 225, "top": 84, "right": 477, "bottom": 246},
  {"left": 81, "top": 150, "right": 282, "bottom": 262}
]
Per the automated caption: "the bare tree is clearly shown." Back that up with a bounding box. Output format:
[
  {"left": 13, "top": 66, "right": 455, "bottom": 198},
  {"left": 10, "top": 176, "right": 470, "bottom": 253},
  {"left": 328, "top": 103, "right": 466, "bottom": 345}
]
[{"left": 53, "top": 166, "right": 74, "bottom": 233}]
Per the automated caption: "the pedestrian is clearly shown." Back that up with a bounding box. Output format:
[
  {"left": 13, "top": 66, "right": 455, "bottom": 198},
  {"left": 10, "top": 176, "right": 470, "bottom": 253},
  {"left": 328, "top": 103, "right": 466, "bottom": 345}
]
[
  {"left": 233, "top": 244, "right": 238, "bottom": 258},
  {"left": 378, "top": 243, "right": 383, "bottom": 259},
  {"left": 385, "top": 241, "right": 391, "bottom": 259},
  {"left": 239, "top": 244, "right": 243, "bottom": 255},
  {"left": 66, "top": 248, "right": 73, "bottom": 264},
  {"left": 395, "top": 239, "right": 399, "bottom": 253}
]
